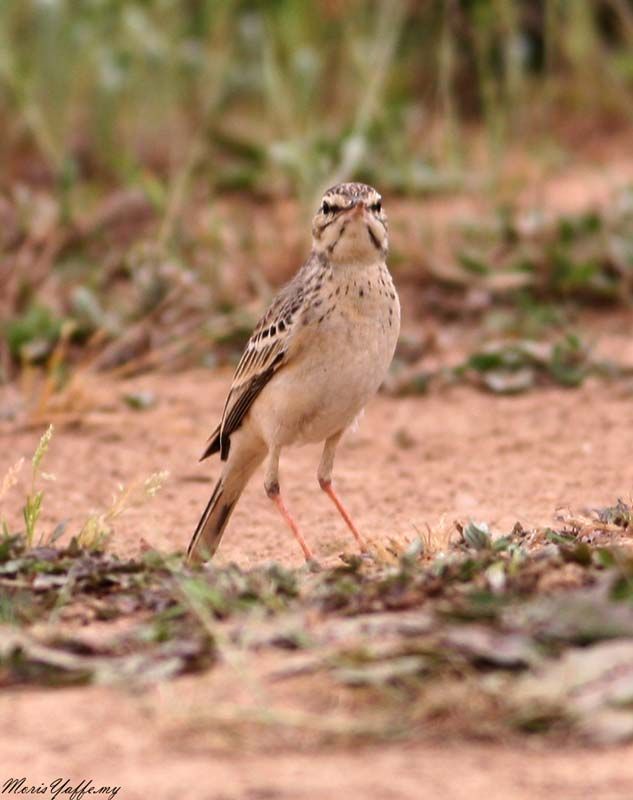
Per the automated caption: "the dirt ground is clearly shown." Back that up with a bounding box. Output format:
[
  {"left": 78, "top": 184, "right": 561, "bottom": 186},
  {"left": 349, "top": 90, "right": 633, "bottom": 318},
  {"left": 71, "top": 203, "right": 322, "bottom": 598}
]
[
  {"left": 3, "top": 365, "right": 633, "bottom": 799},
  {"left": 4, "top": 360, "right": 633, "bottom": 568}
]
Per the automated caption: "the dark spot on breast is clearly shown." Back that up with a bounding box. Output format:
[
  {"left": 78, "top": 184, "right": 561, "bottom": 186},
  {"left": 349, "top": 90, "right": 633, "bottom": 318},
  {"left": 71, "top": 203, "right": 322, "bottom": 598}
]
[
  {"left": 278, "top": 320, "right": 286, "bottom": 332},
  {"left": 318, "top": 315, "right": 325, "bottom": 324},
  {"left": 261, "top": 328, "right": 269, "bottom": 339},
  {"left": 359, "top": 288, "right": 364, "bottom": 298}
]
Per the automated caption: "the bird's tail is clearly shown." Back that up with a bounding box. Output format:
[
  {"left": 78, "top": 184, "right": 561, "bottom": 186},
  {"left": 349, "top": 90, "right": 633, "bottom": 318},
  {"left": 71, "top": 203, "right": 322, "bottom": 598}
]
[{"left": 187, "top": 448, "right": 263, "bottom": 563}]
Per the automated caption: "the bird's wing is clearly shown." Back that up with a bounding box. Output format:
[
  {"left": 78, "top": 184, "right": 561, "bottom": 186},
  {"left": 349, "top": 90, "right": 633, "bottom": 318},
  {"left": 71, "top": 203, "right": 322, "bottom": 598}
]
[{"left": 201, "top": 273, "right": 309, "bottom": 461}]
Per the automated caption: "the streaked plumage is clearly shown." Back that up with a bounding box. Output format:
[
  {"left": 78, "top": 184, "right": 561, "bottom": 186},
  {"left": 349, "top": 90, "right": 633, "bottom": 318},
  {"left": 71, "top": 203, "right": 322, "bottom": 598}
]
[{"left": 188, "top": 182, "right": 400, "bottom": 564}]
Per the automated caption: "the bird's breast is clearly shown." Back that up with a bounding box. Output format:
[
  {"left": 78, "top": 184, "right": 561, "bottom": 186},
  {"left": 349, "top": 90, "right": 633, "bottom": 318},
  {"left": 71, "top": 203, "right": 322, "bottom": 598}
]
[{"left": 251, "top": 261, "right": 400, "bottom": 447}]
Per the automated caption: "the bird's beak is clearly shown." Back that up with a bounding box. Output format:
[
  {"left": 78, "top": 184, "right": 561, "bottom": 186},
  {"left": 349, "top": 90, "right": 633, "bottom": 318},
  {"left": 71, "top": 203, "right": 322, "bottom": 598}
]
[{"left": 349, "top": 201, "right": 365, "bottom": 218}]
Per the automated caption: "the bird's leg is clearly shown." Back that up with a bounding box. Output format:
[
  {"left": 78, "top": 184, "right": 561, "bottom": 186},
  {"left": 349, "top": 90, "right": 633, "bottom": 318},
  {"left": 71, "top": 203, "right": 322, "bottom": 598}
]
[
  {"left": 318, "top": 433, "right": 367, "bottom": 553},
  {"left": 264, "top": 446, "right": 314, "bottom": 562}
]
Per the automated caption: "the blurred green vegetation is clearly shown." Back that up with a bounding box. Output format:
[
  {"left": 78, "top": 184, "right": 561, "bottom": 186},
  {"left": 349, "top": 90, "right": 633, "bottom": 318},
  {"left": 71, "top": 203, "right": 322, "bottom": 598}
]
[
  {"left": 2, "top": 0, "right": 633, "bottom": 197},
  {"left": 2, "top": 0, "right": 633, "bottom": 385}
]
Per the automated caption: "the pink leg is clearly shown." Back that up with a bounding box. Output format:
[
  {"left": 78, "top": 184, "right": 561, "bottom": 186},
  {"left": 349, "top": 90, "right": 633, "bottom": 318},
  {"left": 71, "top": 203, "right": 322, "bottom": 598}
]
[
  {"left": 320, "top": 479, "right": 367, "bottom": 552},
  {"left": 270, "top": 491, "right": 314, "bottom": 562}
]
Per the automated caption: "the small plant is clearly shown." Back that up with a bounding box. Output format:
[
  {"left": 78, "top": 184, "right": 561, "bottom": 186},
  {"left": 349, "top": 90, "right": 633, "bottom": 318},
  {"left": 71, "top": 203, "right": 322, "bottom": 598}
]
[
  {"left": 461, "top": 521, "right": 492, "bottom": 551},
  {"left": 77, "top": 470, "right": 169, "bottom": 550},
  {"left": 0, "top": 429, "right": 168, "bottom": 552},
  {"left": 597, "top": 499, "right": 633, "bottom": 530},
  {"left": 0, "top": 457, "right": 25, "bottom": 537},
  {"left": 453, "top": 194, "right": 633, "bottom": 309},
  {"left": 456, "top": 334, "right": 611, "bottom": 394},
  {"left": 22, "top": 424, "right": 54, "bottom": 547},
  {"left": 5, "top": 305, "right": 64, "bottom": 363}
]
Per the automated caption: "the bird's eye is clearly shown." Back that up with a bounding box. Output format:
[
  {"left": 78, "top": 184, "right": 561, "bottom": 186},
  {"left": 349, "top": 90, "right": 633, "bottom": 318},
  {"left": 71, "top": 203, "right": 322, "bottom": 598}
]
[
  {"left": 370, "top": 200, "right": 382, "bottom": 213},
  {"left": 321, "top": 201, "right": 331, "bottom": 214}
]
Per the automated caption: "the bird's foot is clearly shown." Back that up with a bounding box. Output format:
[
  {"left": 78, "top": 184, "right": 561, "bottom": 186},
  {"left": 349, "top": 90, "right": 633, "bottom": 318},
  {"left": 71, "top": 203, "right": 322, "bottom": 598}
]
[{"left": 303, "top": 558, "right": 322, "bottom": 574}]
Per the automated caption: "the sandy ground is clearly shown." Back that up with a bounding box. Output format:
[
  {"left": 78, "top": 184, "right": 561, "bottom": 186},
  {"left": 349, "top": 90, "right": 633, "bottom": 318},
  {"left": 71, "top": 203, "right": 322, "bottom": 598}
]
[
  {"left": 3, "top": 680, "right": 633, "bottom": 800},
  {"left": 3, "top": 368, "right": 633, "bottom": 799},
  {"left": 3, "top": 366, "right": 633, "bottom": 567}
]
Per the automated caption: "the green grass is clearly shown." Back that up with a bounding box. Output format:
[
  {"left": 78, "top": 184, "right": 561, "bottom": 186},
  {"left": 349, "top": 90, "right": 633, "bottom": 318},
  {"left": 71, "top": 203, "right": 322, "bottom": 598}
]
[
  {"left": 1, "top": 502, "right": 633, "bottom": 744},
  {"left": 2, "top": 1, "right": 633, "bottom": 199},
  {"left": 390, "top": 332, "right": 633, "bottom": 397}
]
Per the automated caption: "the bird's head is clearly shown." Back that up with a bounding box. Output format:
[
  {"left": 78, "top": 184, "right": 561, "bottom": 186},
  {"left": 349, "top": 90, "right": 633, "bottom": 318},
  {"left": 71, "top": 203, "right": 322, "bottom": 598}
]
[{"left": 311, "top": 182, "right": 388, "bottom": 264}]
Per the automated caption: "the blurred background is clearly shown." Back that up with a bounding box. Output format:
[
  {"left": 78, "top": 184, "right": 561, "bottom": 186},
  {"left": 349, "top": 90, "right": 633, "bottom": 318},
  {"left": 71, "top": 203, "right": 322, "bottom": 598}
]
[{"left": 2, "top": 0, "right": 633, "bottom": 404}]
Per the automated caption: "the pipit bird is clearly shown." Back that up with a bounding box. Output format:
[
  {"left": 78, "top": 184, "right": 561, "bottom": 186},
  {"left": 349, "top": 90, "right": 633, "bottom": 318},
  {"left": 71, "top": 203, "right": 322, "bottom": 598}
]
[{"left": 187, "top": 182, "right": 400, "bottom": 564}]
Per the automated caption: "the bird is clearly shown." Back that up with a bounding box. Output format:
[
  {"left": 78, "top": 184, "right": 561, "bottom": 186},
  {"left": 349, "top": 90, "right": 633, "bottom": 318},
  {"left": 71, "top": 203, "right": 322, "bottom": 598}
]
[{"left": 187, "top": 182, "right": 400, "bottom": 564}]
